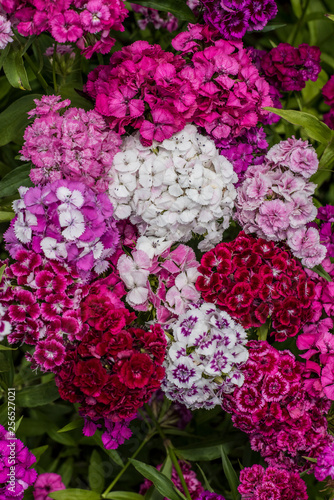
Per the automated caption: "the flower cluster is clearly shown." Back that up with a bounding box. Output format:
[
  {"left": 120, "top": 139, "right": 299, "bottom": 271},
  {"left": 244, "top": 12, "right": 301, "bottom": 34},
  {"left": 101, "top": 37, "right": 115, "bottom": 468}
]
[
  {"left": 55, "top": 281, "right": 166, "bottom": 424},
  {"left": 33, "top": 473, "right": 66, "bottom": 500},
  {"left": 323, "top": 75, "right": 334, "bottom": 129},
  {"left": 108, "top": 125, "right": 237, "bottom": 251},
  {"left": 85, "top": 27, "right": 272, "bottom": 145},
  {"left": 140, "top": 461, "right": 204, "bottom": 500},
  {"left": 0, "top": 424, "right": 37, "bottom": 500},
  {"left": 222, "top": 341, "right": 332, "bottom": 470},
  {"left": 197, "top": 494, "right": 225, "bottom": 500},
  {"left": 5, "top": 179, "right": 119, "bottom": 276},
  {"left": 1, "top": 0, "right": 128, "bottom": 57},
  {"left": 238, "top": 465, "right": 308, "bottom": 500},
  {"left": 201, "top": 0, "right": 277, "bottom": 40},
  {"left": 216, "top": 126, "right": 268, "bottom": 182},
  {"left": 0, "top": 6, "right": 13, "bottom": 49},
  {"left": 235, "top": 137, "right": 326, "bottom": 267},
  {"left": 314, "top": 442, "right": 334, "bottom": 482},
  {"left": 196, "top": 232, "right": 316, "bottom": 342},
  {"left": 162, "top": 303, "right": 249, "bottom": 409},
  {"left": 21, "top": 96, "right": 121, "bottom": 193},
  {"left": 315, "top": 205, "right": 334, "bottom": 257},
  {"left": 261, "top": 42, "right": 321, "bottom": 92},
  {"left": 117, "top": 242, "right": 200, "bottom": 324}
]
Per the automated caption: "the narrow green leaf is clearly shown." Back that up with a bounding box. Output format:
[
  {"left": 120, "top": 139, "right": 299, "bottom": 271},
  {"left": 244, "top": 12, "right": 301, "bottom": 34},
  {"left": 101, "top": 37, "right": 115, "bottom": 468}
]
[
  {"left": 0, "top": 264, "right": 6, "bottom": 283},
  {"left": 57, "top": 419, "right": 83, "bottom": 433},
  {"left": 196, "top": 465, "right": 213, "bottom": 493},
  {"left": 16, "top": 380, "right": 59, "bottom": 407},
  {"left": 89, "top": 450, "right": 105, "bottom": 494},
  {"left": 325, "top": 13, "right": 334, "bottom": 22},
  {"left": 0, "top": 94, "right": 42, "bottom": 147},
  {"left": 49, "top": 489, "right": 101, "bottom": 500},
  {"left": 130, "top": 459, "right": 185, "bottom": 500},
  {"left": 130, "top": 0, "right": 195, "bottom": 22},
  {"left": 104, "top": 493, "right": 145, "bottom": 500},
  {"left": 0, "top": 212, "right": 15, "bottom": 222},
  {"left": 0, "top": 345, "right": 17, "bottom": 351},
  {"left": 15, "top": 415, "right": 24, "bottom": 432},
  {"left": 302, "top": 456, "right": 318, "bottom": 463},
  {"left": 146, "top": 456, "right": 173, "bottom": 500},
  {"left": 57, "top": 457, "right": 74, "bottom": 487},
  {"left": 261, "top": 23, "right": 286, "bottom": 32},
  {"left": 0, "top": 164, "right": 33, "bottom": 198},
  {"left": 263, "top": 107, "right": 333, "bottom": 144},
  {"left": 3, "top": 49, "right": 31, "bottom": 90},
  {"left": 175, "top": 440, "right": 238, "bottom": 461},
  {"left": 30, "top": 445, "right": 48, "bottom": 463},
  {"left": 311, "top": 265, "right": 332, "bottom": 282},
  {"left": 0, "top": 45, "right": 11, "bottom": 71},
  {"left": 220, "top": 446, "right": 240, "bottom": 500},
  {"left": 319, "top": 137, "right": 334, "bottom": 172}
]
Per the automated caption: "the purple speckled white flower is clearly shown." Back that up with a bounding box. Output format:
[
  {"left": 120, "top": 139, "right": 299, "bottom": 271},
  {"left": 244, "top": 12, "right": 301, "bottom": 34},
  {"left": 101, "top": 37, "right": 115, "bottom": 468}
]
[{"left": 162, "top": 303, "right": 249, "bottom": 409}]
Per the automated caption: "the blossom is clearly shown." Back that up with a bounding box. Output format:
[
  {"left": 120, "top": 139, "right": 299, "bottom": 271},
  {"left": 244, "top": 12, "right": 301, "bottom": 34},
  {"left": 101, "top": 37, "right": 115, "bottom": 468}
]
[
  {"left": 0, "top": 424, "right": 37, "bottom": 500},
  {"left": 314, "top": 442, "right": 334, "bottom": 481},
  {"left": 33, "top": 473, "right": 66, "bottom": 500},
  {"left": 109, "top": 125, "right": 236, "bottom": 251},
  {"left": 162, "top": 303, "right": 249, "bottom": 409},
  {"left": 0, "top": 13, "right": 13, "bottom": 49}
]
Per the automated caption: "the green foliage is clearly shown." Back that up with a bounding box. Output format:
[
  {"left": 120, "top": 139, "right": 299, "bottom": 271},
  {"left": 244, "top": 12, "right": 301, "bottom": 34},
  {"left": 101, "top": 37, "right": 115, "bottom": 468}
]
[
  {"left": 130, "top": 459, "right": 186, "bottom": 500},
  {"left": 129, "top": 0, "right": 195, "bottom": 22}
]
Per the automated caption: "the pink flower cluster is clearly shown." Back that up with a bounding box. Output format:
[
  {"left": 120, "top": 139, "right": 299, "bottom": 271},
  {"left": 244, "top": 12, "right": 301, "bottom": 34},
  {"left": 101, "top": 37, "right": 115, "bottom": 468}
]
[
  {"left": 323, "top": 75, "right": 334, "bottom": 129},
  {"left": 314, "top": 442, "right": 334, "bottom": 482},
  {"left": 314, "top": 205, "right": 334, "bottom": 257},
  {"left": 235, "top": 136, "right": 326, "bottom": 267},
  {"left": 261, "top": 42, "right": 321, "bottom": 92},
  {"left": 117, "top": 243, "right": 200, "bottom": 325},
  {"left": 85, "top": 24, "right": 272, "bottom": 145},
  {"left": 0, "top": 7, "right": 13, "bottom": 49},
  {"left": 21, "top": 96, "right": 121, "bottom": 193},
  {"left": 222, "top": 341, "right": 332, "bottom": 471},
  {"left": 33, "top": 473, "right": 65, "bottom": 500},
  {"left": 4, "top": 179, "right": 119, "bottom": 277},
  {"left": 238, "top": 465, "right": 308, "bottom": 500},
  {"left": 1, "top": 0, "right": 128, "bottom": 57}
]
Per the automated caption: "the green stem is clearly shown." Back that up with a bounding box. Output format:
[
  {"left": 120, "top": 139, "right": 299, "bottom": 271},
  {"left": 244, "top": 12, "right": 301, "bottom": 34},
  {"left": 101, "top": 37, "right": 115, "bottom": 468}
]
[
  {"left": 102, "top": 431, "right": 156, "bottom": 497},
  {"left": 22, "top": 51, "right": 49, "bottom": 92},
  {"left": 168, "top": 446, "right": 192, "bottom": 500},
  {"left": 290, "top": 0, "right": 311, "bottom": 45}
]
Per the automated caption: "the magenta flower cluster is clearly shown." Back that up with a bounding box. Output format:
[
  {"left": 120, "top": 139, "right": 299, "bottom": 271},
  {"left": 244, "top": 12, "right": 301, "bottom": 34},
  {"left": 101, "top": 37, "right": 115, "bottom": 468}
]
[
  {"left": 85, "top": 24, "right": 272, "bottom": 145},
  {"left": 21, "top": 96, "right": 121, "bottom": 193},
  {"left": 261, "top": 42, "right": 321, "bottom": 92},
  {"left": 314, "top": 442, "right": 334, "bottom": 482},
  {"left": 0, "top": 424, "right": 37, "bottom": 500},
  {"left": 323, "top": 75, "right": 334, "bottom": 129},
  {"left": 222, "top": 341, "right": 332, "bottom": 470},
  {"left": 201, "top": 0, "right": 277, "bottom": 40},
  {"left": 1, "top": 0, "right": 128, "bottom": 58},
  {"left": 238, "top": 464, "right": 308, "bottom": 500},
  {"left": 235, "top": 136, "right": 326, "bottom": 267},
  {"left": 5, "top": 179, "right": 119, "bottom": 276}
]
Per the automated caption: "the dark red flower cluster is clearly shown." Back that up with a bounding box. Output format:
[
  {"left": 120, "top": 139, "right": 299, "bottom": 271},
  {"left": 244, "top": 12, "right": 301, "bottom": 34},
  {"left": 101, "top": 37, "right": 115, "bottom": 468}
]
[
  {"left": 222, "top": 341, "right": 332, "bottom": 471},
  {"left": 322, "top": 76, "right": 334, "bottom": 129},
  {"left": 196, "top": 232, "right": 315, "bottom": 341},
  {"left": 261, "top": 42, "right": 321, "bottom": 92},
  {"left": 55, "top": 283, "right": 166, "bottom": 422}
]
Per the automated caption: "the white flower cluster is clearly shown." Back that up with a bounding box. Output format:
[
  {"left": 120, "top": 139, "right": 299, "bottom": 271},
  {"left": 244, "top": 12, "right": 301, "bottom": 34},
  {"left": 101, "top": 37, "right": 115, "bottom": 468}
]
[
  {"left": 109, "top": 125, "right": 237, "bottom": 251},
  {"left": 162, "top": 303, "right": 249, "bottom": 410}
]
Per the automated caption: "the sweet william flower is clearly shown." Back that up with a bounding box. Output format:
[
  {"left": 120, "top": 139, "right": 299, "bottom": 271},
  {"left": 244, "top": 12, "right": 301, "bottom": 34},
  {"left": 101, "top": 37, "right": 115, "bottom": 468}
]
[{"left": 33, "top": 473, "right": 66, "bottom": 500}]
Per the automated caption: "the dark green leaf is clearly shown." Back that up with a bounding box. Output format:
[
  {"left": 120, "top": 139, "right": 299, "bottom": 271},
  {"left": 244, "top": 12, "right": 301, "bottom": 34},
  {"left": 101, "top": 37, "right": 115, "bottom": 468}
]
[
  {"left": 89, "top": 450, "right": 105, "bottom": 494},
  {"left": 3, "top": 49, "right": 31, "bottom": 90},
  {"left": 0, "top": 164, "right": 33, "bottom": 198},
  {"left": 16, "top": 380, "right": 59, "bottom": 407},
  {"left": 311, "top": 265, "right": 332, "bottom": 282},
  {"left": 319, "top": 137, "right": 334, "bottom": 172},
  {"left": 0, "top": 212, "right": 15, "bottom": 222},
  {"left": 49, "top": 490, "right": 101, "bottom": 500},
  {"left": 58, "top": 457, "right": 74, "bottom": 487},
  {"left": 263, "top": 107, "right": 333, "bottom": 144},
  {"left": 105, "top": 494, "right": 145, "bottom": 500},
  {"left": 0, "top": 45, "right": 10, "bottom": 72},
  {"left": 15, "top": 415, "right": 24, "bottom": 432},
  {"left": 0, "top": 94, "right": 42, "bottom": 147},
  {"left": 220, "top": 446, "right": 240, "bottom": 500},
  {"left": 262, "top": 23, "right": 286, "bottom": 32},
  {"left": 57, "top": 419, "right": 83, "bottom": 433},
  {"left": 196, "top": 465, "right": 213, "bottom": 493},
  {"left": 175, "top": 440, "right": 237, "bottom": 461},
  {"left": 130, "top": 459, "right": 185, "bottom": 500},
  {"left": 0, "top": 345, "right": 17, "bottom": 351},
  {"left": 30, "top": 445, "right": 48, "bottom": 463},
  {"left": 130, "top": 0, "right": 195, "bottom": 22}
]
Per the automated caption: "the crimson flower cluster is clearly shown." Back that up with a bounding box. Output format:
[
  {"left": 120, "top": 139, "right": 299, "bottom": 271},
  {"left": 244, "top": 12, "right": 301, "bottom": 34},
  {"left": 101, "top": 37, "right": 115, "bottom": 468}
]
[
  {"left": 238, "top": 464, "right": 308, "bottom": 500},
  {"left": 201, "top": 0, "right": 277, "bottom": 40},
  {"left": 196, "top": 232, "right": 315, "bottom": 342},
  {"left": 85, "top": 24, "right": 272, "bottom": 145},
  {"left": 222, "top": 341, "right": 332, "bottom": 471},
  {"left": 261, "top": 42, "right": 321, "bottom": 92},
  {"left": 55, "top": 283, "right": 166, "bottom": 423},
  {"left": 1, "top": 0, "right": 128, "bottom": 58},
  {"left": 323, "top": 75, "right": 334, "bottom": 129}
]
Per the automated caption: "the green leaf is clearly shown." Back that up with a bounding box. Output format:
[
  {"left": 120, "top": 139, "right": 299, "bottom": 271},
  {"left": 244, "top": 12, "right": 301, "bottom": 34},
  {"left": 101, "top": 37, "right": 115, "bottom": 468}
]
[
  {"left": 325, "top": 14, "right": 334, "bottom": 22},
  {"left": 0, "top": 264, "right": 6, "bottom": 283},
  {"left": 263, "top": 107, "right": 334, "bottom": 144},
  {"left": 57, "top": 457, "right": 74, "bottom": 487},
  {"left": 130, "top": 459, "right": 185, "bottom": 500},
  {"left": 0, "top": 345, "right": 17, "bottom": 351},
  {"left": 261, "top": 23, "right": 286, "bottom": 32},
  {"left": 15, "top": 415, "right": 24, "bottom": 432},
  {"left": 146, "top": 456, "right": 173, "bottom": 500},
  {"left": 16, "top": 380, "right": 59, "bottom": 407},
  {"left": 104, "top": 494, "right": 145, "bottom": 500},
  {"left": 89, "top": 450, "right": 105, "bottom": 494},
  {"left": 59, "top": 86, "right": 93, "bottom": 111},
  {"left": 57, "top": 419, "right": 83, "bottom": 433},
  {"left": 311, "top": 265, "right": 332, "bottom": 282},
  {"left": 220, "top": 446, "right": 240, "bottom": 500},
  {"left": 130, "top": 0, "right": 195, "bottom": 22},
  {"left": 196, "top": 465, "right": 213, "bottom": 493},
  {"left": 49, "top": 490, "right": 101, "bottom": 500},
  {"left": 175, "top": 440, "right": 236, "bottom": 461},
  {"left": 3, "top": 49, "right": 31, "bottom": 90},
  {"left": 302, "top": 456, "right": 318, "bottom": 463},
  {"left": 30, "top": 445, "right": 48, "bottom": 463},
  {"left": 0, "top": 45, "right": 11, "bottom": 72},
  {"left": 0, "top": 164, "right": 33, "bottom": 198},
  {"left": 0, "top": 94, "right": 42, "bottom": 147},
  {"left": 319, "top": 136, "right": 334, "bottom": 172},
  {"left": 0, "top": 212, "right": 15, "bottom": 222}
]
